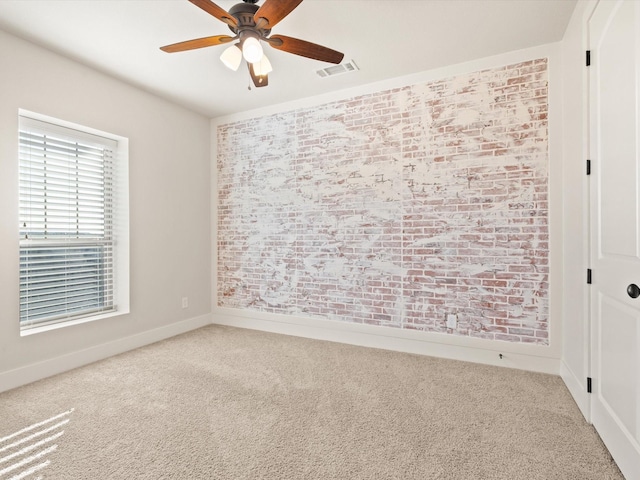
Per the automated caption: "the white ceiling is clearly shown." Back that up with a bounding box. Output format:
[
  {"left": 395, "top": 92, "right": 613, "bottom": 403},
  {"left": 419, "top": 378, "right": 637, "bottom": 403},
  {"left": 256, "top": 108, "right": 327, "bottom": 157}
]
[{"left": 0, "top": 0, "right": 577, "bottom": 118}]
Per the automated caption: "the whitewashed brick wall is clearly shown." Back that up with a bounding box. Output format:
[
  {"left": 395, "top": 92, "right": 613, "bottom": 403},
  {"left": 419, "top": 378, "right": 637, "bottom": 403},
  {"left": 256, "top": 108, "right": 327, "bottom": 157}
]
[{"left": 217, "top": 58, "right": 549, "bottom": 344}]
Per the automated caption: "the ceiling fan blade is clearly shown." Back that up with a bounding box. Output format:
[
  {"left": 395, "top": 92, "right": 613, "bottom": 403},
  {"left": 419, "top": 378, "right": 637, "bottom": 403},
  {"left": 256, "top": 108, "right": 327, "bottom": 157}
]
[
  {"left": 254, "top": 0, "right": 303, "bottom": 29},
  {"left": 248, "top": 62, "right": 269, "bottom": 88},
  {"left": 268, "top": 35, "right": 344, "bottom": 64},
  {"left": 188, "top": 0, "right": 237, "bottom": 27},
  {"left": 160, "top": 35, "right": 234, "bottom": 53}
]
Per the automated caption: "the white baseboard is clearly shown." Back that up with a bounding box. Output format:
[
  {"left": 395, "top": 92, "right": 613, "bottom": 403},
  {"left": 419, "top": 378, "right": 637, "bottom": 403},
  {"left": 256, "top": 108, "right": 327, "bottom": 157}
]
[
  {"left": 2, "top": 309, "right": 563, "bottom": 395},
  {"left": 560, "top": 360, "right": 591, "bottom": 422},
  {"left": 0, "top": 313, "right": 212, "bottom": 393},
  {"left": 212, "top": 309, "right": 561, "bottom": 375}
]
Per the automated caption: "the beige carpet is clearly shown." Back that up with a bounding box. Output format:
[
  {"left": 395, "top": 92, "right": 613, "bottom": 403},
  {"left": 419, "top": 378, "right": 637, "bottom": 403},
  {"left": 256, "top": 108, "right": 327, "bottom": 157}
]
[{"left": 0, "top": 325, "right": 623, "bottom": 479}]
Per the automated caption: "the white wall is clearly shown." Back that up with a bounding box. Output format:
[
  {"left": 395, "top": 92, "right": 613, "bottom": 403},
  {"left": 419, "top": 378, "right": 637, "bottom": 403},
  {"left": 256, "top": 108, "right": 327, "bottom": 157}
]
[
  {"left": 560, "top": 0, "right": 597, "bottom": 420},
  {"left": 0, "top": 30, "right": 212, "bottom": 391}
]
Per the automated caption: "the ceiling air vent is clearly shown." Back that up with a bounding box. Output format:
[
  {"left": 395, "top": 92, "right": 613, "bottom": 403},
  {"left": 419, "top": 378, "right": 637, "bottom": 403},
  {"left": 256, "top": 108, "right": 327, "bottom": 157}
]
[{"left": 316, "top": 60, "right": 359, "bottom": 78}]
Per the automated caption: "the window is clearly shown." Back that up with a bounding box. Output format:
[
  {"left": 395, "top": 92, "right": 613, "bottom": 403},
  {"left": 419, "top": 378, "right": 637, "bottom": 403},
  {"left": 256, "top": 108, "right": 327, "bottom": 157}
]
[{"left": 19, "top": 113, "right": 129, "bottom": 333}]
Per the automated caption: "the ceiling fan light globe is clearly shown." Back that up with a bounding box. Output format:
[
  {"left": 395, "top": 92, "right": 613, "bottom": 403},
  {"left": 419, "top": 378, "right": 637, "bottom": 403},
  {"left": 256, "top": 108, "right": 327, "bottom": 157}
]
[
  {"left": 252, "top": 55, "right": 273, "bottom": 76},
  {"left": 242, "top": 37, "right": 263, "bottom": 63},
  {"left": 220, "top": 45, "right": 242, "bottom": 71}
]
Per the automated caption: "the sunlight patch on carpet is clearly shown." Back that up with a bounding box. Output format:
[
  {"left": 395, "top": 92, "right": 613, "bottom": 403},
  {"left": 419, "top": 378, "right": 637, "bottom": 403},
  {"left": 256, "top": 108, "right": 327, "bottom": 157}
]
[{"left": 0, "top": 408, "right": 73, "bottom": 479}]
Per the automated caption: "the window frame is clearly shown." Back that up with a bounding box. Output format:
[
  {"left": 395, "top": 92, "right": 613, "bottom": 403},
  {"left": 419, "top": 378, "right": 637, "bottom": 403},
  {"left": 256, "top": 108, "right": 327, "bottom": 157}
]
[{"left": 18, "top": 110, "right": 129, "bottom": 335}]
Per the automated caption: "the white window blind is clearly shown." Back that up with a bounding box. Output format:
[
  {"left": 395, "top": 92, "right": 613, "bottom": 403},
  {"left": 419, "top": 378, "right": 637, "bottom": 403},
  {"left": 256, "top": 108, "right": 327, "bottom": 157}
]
[{"left": 19, "top": 116, "right": 118, "bottom": 329}]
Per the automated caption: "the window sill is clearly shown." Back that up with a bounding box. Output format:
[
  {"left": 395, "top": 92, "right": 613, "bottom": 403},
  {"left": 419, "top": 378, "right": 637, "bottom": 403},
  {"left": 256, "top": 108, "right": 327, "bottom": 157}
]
[{"left": 20, "top": 308, "right": 129, "bottom": 337}]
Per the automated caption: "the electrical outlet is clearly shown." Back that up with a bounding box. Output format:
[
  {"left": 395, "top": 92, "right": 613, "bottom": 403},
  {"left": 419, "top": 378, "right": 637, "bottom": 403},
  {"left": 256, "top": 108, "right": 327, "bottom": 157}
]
[
  {"left": 446, "top": 313, "right": 457, "bottom": 329},
  {"left": 181, "top": 297, "right": 188, "bottom": 309}
]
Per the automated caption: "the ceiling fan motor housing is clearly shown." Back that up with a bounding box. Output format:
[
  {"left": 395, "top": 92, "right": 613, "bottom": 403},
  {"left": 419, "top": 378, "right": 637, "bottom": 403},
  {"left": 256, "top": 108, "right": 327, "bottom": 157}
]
[{"left": 228, "top": 2, "right": 271, "bottom": 39}]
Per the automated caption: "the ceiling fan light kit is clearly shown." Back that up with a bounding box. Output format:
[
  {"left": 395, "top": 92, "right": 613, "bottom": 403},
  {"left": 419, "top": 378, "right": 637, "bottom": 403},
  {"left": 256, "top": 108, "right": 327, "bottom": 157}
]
[
  {"left": 252, "top": 55, "right": 273, "bottom": 76},
  {"left": 220, "top": 44, "right": 242, "bottom": 71},
  {"left": 240, "top": 35, "right": 263, "bottom": 63},
  {"left": 160, "top": 0, "right": 344, "bottom": 88}
]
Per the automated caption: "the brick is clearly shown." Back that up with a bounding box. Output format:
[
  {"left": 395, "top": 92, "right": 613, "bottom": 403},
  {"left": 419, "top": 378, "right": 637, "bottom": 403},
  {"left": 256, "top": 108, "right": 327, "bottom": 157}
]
[{"left": 217, "top": 58, "right": 549, "bottom": 345}]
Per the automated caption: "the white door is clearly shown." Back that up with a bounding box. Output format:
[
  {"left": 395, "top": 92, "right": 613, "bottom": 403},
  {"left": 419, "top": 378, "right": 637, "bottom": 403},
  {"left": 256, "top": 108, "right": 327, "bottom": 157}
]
[{"left": 590, "top": 0, "right": 640, "bottom": 478}]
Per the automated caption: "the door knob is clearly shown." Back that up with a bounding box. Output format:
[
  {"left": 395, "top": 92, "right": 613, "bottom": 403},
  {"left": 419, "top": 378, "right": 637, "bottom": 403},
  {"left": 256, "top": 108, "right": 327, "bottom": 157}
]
[{"left": 627, "top": 284, "right": 640, "bottom": 299}]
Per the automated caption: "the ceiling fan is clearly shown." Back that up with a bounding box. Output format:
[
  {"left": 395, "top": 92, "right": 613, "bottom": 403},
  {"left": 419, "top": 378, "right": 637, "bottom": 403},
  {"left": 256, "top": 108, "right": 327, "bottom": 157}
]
[{"left": 160, "top": 0, "right": 345, "bottom": 88}]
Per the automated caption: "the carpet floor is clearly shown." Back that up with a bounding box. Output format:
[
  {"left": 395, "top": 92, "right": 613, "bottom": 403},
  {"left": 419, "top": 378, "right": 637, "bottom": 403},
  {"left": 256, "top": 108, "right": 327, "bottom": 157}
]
[{"left": 0, "top": 325, "right": 623, "bottom": 479}]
